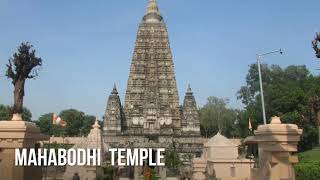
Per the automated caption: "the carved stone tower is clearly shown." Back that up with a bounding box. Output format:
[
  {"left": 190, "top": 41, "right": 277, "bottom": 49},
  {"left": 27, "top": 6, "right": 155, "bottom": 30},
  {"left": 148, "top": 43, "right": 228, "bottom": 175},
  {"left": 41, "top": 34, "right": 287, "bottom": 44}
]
[
  {"left": 104, "top": 84, "right": 124, "bottom": 135},
  {"left": 103, "top": 1, "right": 203, "bottom": 173},
  {"left": 123, "top": 0, "right": 180, "bottom": 135},
  {"left": 181, "top": 85, "right": 201, "bottom": 135}
]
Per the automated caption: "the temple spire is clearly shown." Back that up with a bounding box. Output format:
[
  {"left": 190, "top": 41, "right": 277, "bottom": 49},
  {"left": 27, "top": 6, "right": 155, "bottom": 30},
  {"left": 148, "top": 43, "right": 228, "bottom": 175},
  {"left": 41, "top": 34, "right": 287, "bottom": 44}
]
[
  {"left": 143, "top": 0, "right": 163, "bottom": 22},
  {"left": 104, "top": 83, "right": 123, "bottom": 135},
  {"left": 186, "top": 84, "right": 194, "bottom": 96},
  {"left": 182, "top": 83, "right": 200, "bottom": 135},
  {"left": 187, "top": 84, "right": 193, "bottom": 94},
  {"left": 111, "top": 83, "right": 118, "bottom": 95}
]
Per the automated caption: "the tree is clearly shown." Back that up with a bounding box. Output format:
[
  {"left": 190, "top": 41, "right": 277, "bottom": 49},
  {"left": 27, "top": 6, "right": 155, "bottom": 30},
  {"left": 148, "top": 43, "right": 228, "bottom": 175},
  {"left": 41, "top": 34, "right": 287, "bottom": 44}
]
[
  {"left": 21, "top": 107, "right": 32, "bottom": 122},
  {"left": 36, "top": 113, "right": 63, "bottom": 136},
  {"left": 233, "top": 109, "right": 254, "bottom": 138},
  {"left": 238, "top": 64, "right": 320, "bottom": 151},
  {"left": 199, "top": 96, "right": 238, "bottom": 138},
  {"left": 0, "top": 105, "right": 11, "bottom": 120},
  {"left": 312, "top": 32, "right": 320, "bottom": 58},
  {"left": 82, "top": 115, "right": 96, "bottom": 136},
  {"left": 36, "top": 109, "right": 96, "bottom": 137},
  {"left": 36, "top": 113, "right": 52, "bottom": 134},
  {"left": 5, "top": 42, "right": 42, "bottom": 115},
  {"left": 0, "top": 104, "right": 32, "bottom": 121},
  {"left": 60, "top": 109, "right": 85, "bottom": 136}
]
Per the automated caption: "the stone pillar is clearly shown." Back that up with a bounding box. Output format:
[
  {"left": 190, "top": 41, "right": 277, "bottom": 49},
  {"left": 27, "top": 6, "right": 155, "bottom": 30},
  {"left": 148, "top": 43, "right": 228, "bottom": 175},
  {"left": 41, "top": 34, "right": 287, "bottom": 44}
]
[
  {"left": 0, "top": 114, "right": 48, "bottom": 180},
  {"left": 245, "top": 116, "right": 303, "bottom": 180},
  {"left": 191, "top": 158, "right": 207, "bottom": 180}
]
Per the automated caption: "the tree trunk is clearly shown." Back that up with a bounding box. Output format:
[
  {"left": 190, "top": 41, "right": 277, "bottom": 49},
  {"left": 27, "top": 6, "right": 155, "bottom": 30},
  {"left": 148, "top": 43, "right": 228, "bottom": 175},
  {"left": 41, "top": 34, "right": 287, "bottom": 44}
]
[{"left": 12, "top": 79, "right": 25, "bottom": 114}]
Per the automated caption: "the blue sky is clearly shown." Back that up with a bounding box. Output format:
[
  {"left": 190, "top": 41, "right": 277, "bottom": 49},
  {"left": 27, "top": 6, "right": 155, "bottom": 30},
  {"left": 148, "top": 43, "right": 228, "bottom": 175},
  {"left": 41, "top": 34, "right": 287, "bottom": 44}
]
[{"left": 0, "top": 0, "right": 319, "bottom": 120}]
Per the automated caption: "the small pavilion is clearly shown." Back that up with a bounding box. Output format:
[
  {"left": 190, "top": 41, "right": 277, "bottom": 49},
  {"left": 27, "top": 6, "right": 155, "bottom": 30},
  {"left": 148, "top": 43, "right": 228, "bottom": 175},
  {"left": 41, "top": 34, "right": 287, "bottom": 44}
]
[
  {"left": 193, "top": 133, "right": 252, "bottom": 180},
  {"left": 63, "top": 120, "right": 104, "bottom": 180}
]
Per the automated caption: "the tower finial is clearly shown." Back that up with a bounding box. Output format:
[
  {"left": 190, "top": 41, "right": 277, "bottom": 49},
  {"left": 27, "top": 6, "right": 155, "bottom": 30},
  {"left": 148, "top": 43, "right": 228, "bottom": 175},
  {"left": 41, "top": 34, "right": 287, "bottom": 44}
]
[
  {"left": 144, "top": 0, "right": 162, "bottom": 22},
  {"left": 111, "top": 83, "right": 118, "bottom": 94},
  {"left": 187, "top": 84, "right": 192, "bottom": 93},
  {"left": 146, "top": 0, "right": 160, "bottom": 15},
  {"left": 93, "top": 117, "right": 100, "bottom": 129}
]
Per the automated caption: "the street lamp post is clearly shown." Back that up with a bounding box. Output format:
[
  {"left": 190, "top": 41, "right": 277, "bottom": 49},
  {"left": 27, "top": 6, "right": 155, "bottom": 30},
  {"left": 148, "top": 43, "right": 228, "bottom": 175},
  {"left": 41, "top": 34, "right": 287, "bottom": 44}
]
[{"left": 257, "top": 49, "right": 283, "bottom": 125}]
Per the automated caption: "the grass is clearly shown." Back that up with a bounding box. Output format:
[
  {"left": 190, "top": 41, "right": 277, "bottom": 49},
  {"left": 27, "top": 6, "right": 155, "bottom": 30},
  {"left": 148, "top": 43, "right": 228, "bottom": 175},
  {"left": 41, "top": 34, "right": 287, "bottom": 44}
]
[
  {"left": 295, "top": 148, "right": 320, "bottom": 180},
  {"left": 298, "top": 148, "right": 320, "bottom": 162}
]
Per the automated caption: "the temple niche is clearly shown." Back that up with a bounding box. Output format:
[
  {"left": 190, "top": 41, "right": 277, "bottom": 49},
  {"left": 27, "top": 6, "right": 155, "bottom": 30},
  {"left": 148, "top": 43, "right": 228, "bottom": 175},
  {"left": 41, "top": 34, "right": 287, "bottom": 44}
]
[{"left": 103, "top": 0, "right": 203, "bottom": 178}]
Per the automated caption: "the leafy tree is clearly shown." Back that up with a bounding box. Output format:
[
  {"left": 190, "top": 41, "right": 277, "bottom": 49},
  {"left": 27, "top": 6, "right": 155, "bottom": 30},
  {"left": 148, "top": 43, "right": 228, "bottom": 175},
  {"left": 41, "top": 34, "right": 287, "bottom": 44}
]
[
  {"left": 0, "top": 104, "right": 32, "bottom": 121},
  {"left": 199, "top": 96, "right": 238, "bottom": 138},
  {"left": 21, "top": 107, "right": 32, "bottom": 122},
  {"left": 238, "top": 64, "right": 320, "bottom": 151},
  {"left": 5, "top": 42, "right": 42, "bottom": 114},
  {"left": 82, "top": 115, "right": 96, "bottom": 136},
  {"left": 0, "top": 105, "right": 11, "bottom": 120},
  {"left": 36, "top": 113, "right": 52, "bottom": 133},
  {"left": 60, "top": 109, "right": 85, "bottom": 136},
  {"left": 36, "top": 113, "right": 63, "bottom": 136},
  {"left": 36, "top": 109, "right": 96, "bottom": 137},
  {"left": 233, "top": 109, "right": 254, "bottom": 138},
  {"left": 312, "top": 32, "right": 320, "bottom": 58}
]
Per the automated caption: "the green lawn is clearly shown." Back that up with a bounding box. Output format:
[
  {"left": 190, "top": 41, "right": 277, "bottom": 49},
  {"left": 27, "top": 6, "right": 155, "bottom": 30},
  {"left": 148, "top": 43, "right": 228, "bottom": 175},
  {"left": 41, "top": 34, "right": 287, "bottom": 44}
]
[
  {"left": 298, "top": 148, "right": 320, "bottom": 162},
  {"left": 295, "top": 148, "right": 320, "bottom": 180}
]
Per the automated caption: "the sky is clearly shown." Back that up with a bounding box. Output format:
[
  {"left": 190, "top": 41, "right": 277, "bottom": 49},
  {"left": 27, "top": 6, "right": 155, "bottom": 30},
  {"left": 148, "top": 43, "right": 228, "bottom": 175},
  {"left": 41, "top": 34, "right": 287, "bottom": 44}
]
[{"left": 0, "top": 0, "right": 319, "bottom": 120}]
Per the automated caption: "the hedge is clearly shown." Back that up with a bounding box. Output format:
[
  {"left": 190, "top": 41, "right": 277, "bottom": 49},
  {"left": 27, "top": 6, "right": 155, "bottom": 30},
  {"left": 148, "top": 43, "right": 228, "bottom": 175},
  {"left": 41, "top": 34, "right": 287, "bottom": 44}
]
[{"left": 295, "top": 161, "right": 320, "bottom": 180}]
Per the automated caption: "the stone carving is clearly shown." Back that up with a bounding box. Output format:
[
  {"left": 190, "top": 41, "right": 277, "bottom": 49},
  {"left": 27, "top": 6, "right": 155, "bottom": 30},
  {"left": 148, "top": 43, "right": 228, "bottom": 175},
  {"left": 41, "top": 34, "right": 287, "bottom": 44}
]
[{"left": 245, "top": 117, "right": 303, "bottom": 180}]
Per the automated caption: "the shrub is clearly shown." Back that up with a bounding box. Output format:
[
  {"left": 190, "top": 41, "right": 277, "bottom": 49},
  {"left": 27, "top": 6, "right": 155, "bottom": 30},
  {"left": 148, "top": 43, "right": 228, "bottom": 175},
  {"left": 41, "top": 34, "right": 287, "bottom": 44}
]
[{"left": 295, "top": 161, "right": 320, "bottom": 180}]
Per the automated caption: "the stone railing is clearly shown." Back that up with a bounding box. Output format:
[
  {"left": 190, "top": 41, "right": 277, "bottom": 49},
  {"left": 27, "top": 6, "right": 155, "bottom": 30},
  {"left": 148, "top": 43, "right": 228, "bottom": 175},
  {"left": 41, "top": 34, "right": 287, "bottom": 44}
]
[
  {"left": 244, "top": 116, "right": 302, "bottom": 180},
  {"left": 41, "top": 136, "right": 85, "bottom": 145}
]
